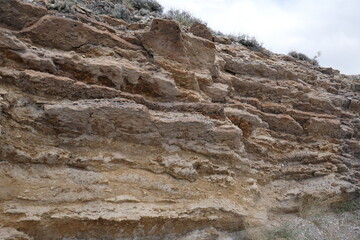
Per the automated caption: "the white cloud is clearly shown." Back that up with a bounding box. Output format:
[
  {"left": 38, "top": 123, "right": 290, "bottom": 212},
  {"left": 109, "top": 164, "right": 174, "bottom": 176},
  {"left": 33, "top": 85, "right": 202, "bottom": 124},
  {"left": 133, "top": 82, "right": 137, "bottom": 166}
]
[{"left": 157, "top": 0, "right": 360, "bottom": 75}]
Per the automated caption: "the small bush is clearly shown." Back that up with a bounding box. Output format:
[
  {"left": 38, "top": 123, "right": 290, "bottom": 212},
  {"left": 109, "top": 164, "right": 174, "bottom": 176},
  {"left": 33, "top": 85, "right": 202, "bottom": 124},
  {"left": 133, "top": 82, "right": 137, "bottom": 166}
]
[
  {"left": 245, "top": 223, "right": 298, "bottom": 240},
  {"left": 229, "top": 34, "right": 262, "bottom": 49},
  {"left": 288, "top": 51, "right": 319, "bottom": 66},
  {"left": 128, "top": 0, "right": 163, "bottom": 13},
  {"left": 45, "top": 0, "right": 77, "bottom": 13},
  {"left": 219, "top": 33, "right": 271, "bottom": 55},
  {"left": 112, "top": 4, "right": 132, "bottom": 22},
  {"left": 266, "top": 225, "right": 297, "bottom": 240},
  {"left": 83, "top": 0, "right": 117, "bottom": 16},
  {"left": 165, "top": 9, "right": 204, "bottom": 26},
  {"left": 331, "top": 198, "right": 360, "bottom": 213}
]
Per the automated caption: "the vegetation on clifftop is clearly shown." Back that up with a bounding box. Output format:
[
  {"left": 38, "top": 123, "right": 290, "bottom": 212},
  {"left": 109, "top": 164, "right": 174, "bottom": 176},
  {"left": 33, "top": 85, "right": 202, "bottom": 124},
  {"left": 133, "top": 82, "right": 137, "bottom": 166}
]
[
  {"left": 288, "top": 51, "right": 320, "bottom": 66},
  {"left": 41, "top": 0, "right": 271, "bottom": 54},
  {"left": 41, "top": 0, "right": 324, "bottom": 64}
]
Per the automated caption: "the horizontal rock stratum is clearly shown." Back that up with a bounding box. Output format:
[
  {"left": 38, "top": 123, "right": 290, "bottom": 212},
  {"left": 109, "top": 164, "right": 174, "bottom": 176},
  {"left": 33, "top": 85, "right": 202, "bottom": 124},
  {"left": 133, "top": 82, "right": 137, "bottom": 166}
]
[{"left": 0, "top": 0, "right": 359, "bottom": 239}]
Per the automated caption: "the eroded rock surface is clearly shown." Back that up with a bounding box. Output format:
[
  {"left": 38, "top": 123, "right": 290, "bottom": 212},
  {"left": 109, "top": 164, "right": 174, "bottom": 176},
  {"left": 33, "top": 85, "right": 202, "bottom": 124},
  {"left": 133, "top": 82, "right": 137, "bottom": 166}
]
[{"left": 0, "top": 1, "right": 359, "bottom": 239}]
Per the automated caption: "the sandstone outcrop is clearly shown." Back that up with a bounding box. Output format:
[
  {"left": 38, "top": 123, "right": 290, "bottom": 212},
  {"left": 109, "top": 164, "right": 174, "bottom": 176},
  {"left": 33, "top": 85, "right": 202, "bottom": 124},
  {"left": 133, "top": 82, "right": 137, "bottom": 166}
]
[
  {"left": 190, "top": 22, "right": 214, "bottom": 41},
  {"left": 0, "top": 1, "right": 359, "bottom": 239},
  {"left": 20, "top": 15, "right": 139, "bottom": 51}
]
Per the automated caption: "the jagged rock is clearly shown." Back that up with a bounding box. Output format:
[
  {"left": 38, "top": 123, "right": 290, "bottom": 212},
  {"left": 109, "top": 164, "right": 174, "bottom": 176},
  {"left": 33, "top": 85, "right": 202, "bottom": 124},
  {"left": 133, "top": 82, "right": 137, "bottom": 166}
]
[
  {"left": 261, "top": 112, "right": 304, "bottom": 135},
  {"left": 142, "top": 18, "right": 216, "bottom": 74},
  {"left": 304, "top": 117, "right": 343, "bottom": 138},
  {"left": 18, "top": 51, "right": 57, "bottom": 73},
  {"left": 0, "top": 227, "right": 32, "bottom": 240},
  {"left": 142, "top": 19, "right": 188, "bottom": 63},
  {"left": 190, "top": 22, "right": 213, "bottom": 41},
  {"left": 0, "top": 29, "right": 27, "bottom": 51},
  {"left": 128, "top": 22, "right": 148, "bottom": 30},
  {"left": 225, "top": 107, "right": 268, "bottom": 137},
  {"left": 100, "top": 15, "right": 128, "bottom": 28},
  {"left": 0, "top": 68, "right": 123, "bottom": 99},
  {"left": 205, "top": 83, "right": 229, "bottom": 102},
  {"left": 0, "top": 0, "right": 47, "bottom": 30},
  {"left": 214, "top": 35, "right": 232, "bottom": 44},
  {"left": 20, "top": 15, "right": 139, "bottom": 51},
  {"left": 349, "top": 99, "right": 360, "bottom": 113}
]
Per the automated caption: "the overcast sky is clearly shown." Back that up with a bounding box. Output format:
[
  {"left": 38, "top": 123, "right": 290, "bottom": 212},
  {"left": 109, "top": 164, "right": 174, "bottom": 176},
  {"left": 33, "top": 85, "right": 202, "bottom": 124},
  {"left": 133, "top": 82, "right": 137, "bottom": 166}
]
[{"left": 157, "top": 0, "right": 360, "bottom": 75}]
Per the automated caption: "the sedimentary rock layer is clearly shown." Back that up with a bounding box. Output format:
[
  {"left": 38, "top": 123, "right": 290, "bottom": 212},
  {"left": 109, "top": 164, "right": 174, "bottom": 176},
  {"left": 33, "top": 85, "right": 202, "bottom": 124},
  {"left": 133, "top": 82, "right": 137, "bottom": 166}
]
[{"left": 0, "top": 0, "right": 359, "bottom": 239}]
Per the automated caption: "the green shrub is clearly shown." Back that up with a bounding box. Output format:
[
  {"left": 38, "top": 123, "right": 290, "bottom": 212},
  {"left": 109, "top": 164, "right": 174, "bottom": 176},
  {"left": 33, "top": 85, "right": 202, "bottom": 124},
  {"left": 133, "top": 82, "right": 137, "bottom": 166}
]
[
  {"left": 216, "top": 32, "right": 271, "bottom": 55},
  {"left": 288, "top": 51, "right": 319, "bottom": 66},
  {"left": 112, "top": 4, "right": 132, "bottom": 22},
  {"left": 266, "top": 225, "right": 297, "bottom": 240},
  {"left": 331, "top": 198, "right": 360, "bottom": 213},
  {"left": 128, "top": 0, "right": 163, "bottom": 13},
  {"left": 245, "top": 224, "right": 298, "bottom": 240},
  {"left": 82, "top": 0, "right": 117, "bottom": 16},
  {"left": 229, "top": 34, "right": 263, "bottom": 50},
  {"left": 45, "top": 0, "right": 77, "bottom": 13},
  {"left": 165, "top": 9, "right": 204, "bottom": 26}
]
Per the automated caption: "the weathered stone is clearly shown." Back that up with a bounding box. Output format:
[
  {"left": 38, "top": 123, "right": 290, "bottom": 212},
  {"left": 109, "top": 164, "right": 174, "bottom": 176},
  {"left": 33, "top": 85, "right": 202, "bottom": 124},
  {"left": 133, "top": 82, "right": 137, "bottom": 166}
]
[
  {"left": 142, "top": 19, "right": 188, "bottom": 63},
  {"left": 0, "top": 29, "right": 27, "bottom": 51},
  {"left": 223, "top": 54, "right": 297, "bottom": 80},
  {"left": 128, "top": 22, "right": 148, "bottom": 30},
  {"left": 349, "top": 99, "right": 360, "bottom": 113},
  {"left": 224, "top": 55, "right": 278, "bottom": 78},
  {"left": 0, "top": 227, "right": 32, "bottom": 240},
  {"left": 189, "top": 22, "right": 213, "bottom": 41},
  {"left": 0, "top": 68, "right": 123, "bottom": 100},
  {"left": 20, "top": 15, "right": 139, "bottom": 51},
  {"left": 261, "top": 113, "right": 304, "bottom": 135},
  {"left": 142, "top": 19, "right": 216, "bottom": 74},
  {"left": 0, "top": 0, "right": 47, "bottom": 30},
  {"left": 213, "top": 35, "right": 232, "bottom": 44},
  {"left": 205, "top": 83, "right": 229, "bottom": 102},
  {"left": 225, "top": 107, "right": 268, "bottom": 137},
  {"left": 100, "top": 15, "right": 127, "bottom": 28},
  {"left": 304, "top": 117, "right": 343, "bottom": 138}
]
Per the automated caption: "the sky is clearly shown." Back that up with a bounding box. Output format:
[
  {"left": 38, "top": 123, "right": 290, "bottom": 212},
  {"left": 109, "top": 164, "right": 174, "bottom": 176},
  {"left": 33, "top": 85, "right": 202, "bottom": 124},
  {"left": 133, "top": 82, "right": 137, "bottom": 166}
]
[{"left": 157, "top": 0, "right": 360, "bottom": 75}]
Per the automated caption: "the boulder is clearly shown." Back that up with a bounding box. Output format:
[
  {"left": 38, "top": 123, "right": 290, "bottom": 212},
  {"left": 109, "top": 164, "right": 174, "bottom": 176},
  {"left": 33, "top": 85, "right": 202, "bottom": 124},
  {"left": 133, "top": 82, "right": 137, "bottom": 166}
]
[
  {"left": 142, "top": 18, "right": 188, "bottom": 63},
  {"left": 142, "top": 19, "right": 216, "bottom": 75}
]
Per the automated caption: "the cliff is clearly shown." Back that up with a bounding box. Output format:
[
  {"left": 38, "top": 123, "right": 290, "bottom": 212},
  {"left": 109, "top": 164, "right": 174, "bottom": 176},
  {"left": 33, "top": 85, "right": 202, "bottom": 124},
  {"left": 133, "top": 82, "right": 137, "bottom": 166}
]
[{"left": 0, "top": 0, "right": 359, "bottom": 239}]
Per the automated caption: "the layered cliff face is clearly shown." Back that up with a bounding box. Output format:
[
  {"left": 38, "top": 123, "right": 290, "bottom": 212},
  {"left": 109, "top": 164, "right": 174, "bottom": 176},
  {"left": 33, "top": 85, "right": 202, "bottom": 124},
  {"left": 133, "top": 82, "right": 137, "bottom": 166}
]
[{"left": 0, "top": 0, "right": 359, "bottom": 239}]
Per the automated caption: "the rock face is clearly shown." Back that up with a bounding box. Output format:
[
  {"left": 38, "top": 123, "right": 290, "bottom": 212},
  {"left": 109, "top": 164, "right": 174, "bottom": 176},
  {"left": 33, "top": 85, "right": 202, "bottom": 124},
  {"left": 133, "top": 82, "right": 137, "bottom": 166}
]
[
  {"left": 0, "top": 1, "right": 359, "bottom": 239},
  {"left": 0, "top": 0, "right": 47, "bottom": 30}
]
